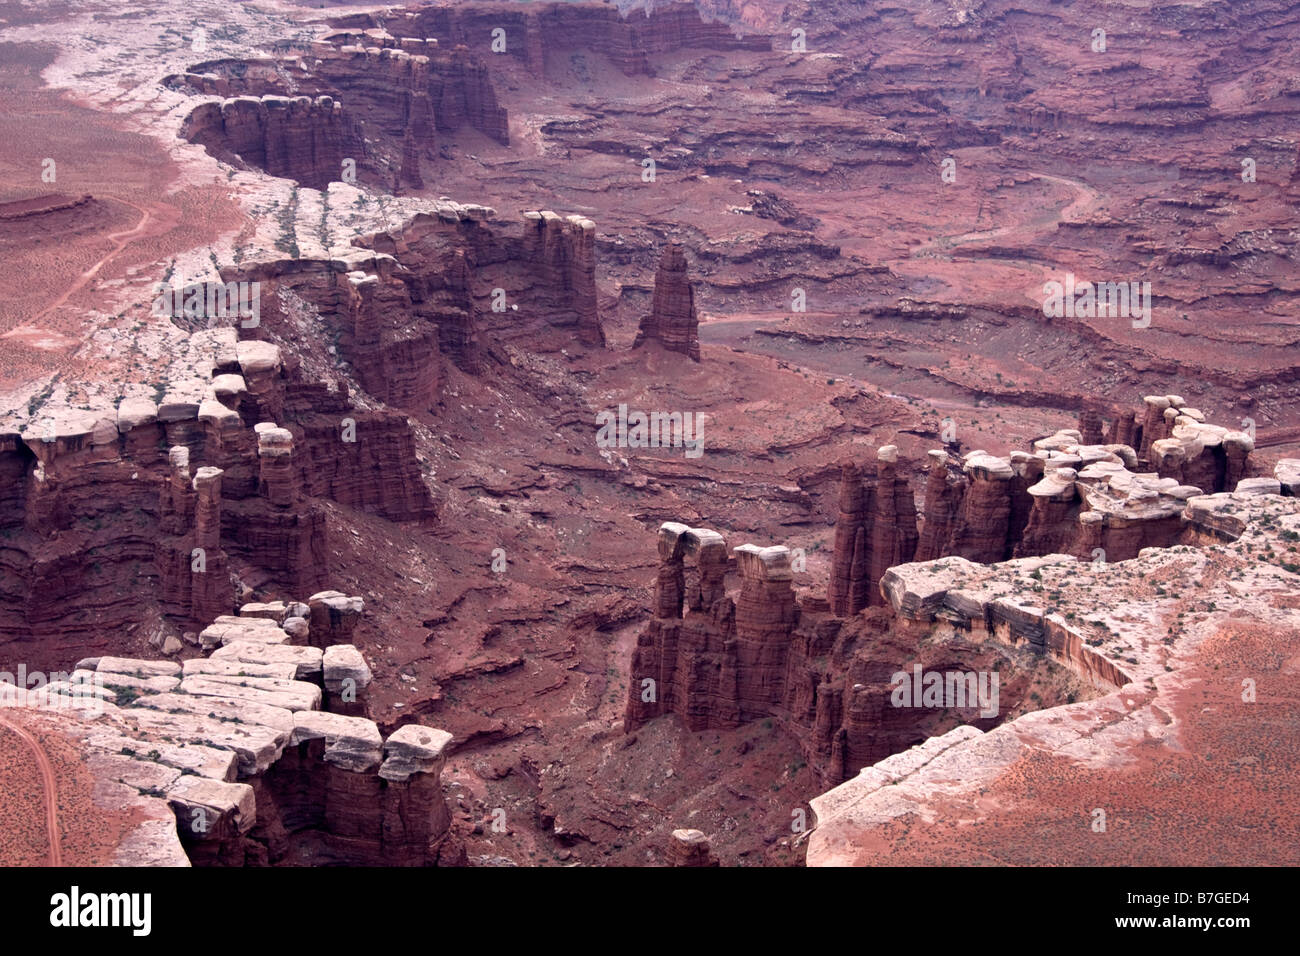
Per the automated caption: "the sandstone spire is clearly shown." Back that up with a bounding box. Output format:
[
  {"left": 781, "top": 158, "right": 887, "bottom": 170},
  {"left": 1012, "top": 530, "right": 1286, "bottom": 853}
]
[
  {"left": 398, "top": 130, "right": 423, "bottom": 190},
  {"left": 634, "top": 243, "right": 700, "bottom": 361},
  {"left": 828, "top": 448, "right": 919, "bottom": 616},
  {"left": 670, "top": 829, "right": 720, "bottom": 866}
]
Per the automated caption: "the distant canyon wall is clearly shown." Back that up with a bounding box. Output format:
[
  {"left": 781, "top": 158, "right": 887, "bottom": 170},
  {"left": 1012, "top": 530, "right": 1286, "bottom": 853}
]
[
  {"left": 174, "top": 30, "right": 506, "bottom": 190},
  {"left": 389, "top": 1, "right": 771, "bottom": 78}
]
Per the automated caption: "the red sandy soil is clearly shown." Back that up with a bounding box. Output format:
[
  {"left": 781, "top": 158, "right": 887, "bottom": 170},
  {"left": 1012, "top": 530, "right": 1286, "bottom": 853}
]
[
  {"left": 0, "top": 39, "right": 243, "bottom": 398},
  {"left": 817, "top": 617, "right": 1300, "bottom": 865},
  {"left": 0, "top": 709, "right": 147, "bottom": 866}
]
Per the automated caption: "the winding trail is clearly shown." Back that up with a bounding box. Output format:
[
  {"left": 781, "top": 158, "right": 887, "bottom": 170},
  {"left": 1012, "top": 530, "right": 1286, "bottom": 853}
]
[
  {"left": 0, "top": 712, "right": 63, "bottom": 866},
  {"left": 909, "top": 171, "right": 1103, "bottom": 259},
  {"left": 30, "top": 196, "right": 154, "bottom": 325}
]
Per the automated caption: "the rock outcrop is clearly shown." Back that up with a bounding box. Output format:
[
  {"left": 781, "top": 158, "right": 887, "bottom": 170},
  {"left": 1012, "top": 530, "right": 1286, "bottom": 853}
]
[
  {"left": 1276, "top": 459, "right": 1300, "bottom": 496},
  {"left": 1014, "top": 463, "right": 1080, "bottom": 557},
  {"left": 945, "top": 452, "right": 1017, "bottom": 563},
  {"left": 914, "top": 450, "right": 966, "bottom": 562},
  {"left": 396, "top": 0, "right": 770, "bottom": 78},
  {"left": 157, "top": 448, "right": 233, "bottom": 630},
  {"left": 731, "top": 543, "right": 798, "bottom": 719},
  {"left": 399, "top": 131, "right": 424, "bottom": 190},
  {"left": 1, "top": 595, "right": 461, "bottom": 866},
  {"left": 0, "top": 323, "right": 441, "bottom": 660},
  {"left": 0, "top": 190, "right": 625, "bottom": 667},
  {"left": 174, "top": 30, "right": 509, "bottom": 189},
  {"left": 828, "top": 460, "right": 870, "bottom": 616},
  {"left": 624, "top": 403, "right": 1268, "bottom": 792},
  {"left": 625, "top": 523, "right": 739, "bottom": 731},
  {"left": 520, "top": 211, "right": 605, "bottom": 347},
  {"left": 669, "top": 828, "right": 720, "bottom": 867},
  {"left": 633, "top": 244, "right": 700, "bottom": 361},
  {"left": 182, "top": 95, "right": 351, "bottom": 191},
  {"left": 624, "top": 521, "right": 1093, "bottom": 789},
  {"left": 810, "top": 491, "right": 1300, "bottom": 867},
  {"left": 308, "top": 590, "right": 365, "bottom": 650},
  {"left": 1093, "top": 394, "right": 1253, "bottom": 485},
  {"left": 828, "top": 447, "right": 918, "bottom": 615},
  {"left": 866, "top": 446, "right": 919, "bottom": 597},
  {"left": 341, "top": 205, "right": 606, "bottom": 360},
  {"left": 1077, "top": 402, "right": 1104, "bottom": 445}
]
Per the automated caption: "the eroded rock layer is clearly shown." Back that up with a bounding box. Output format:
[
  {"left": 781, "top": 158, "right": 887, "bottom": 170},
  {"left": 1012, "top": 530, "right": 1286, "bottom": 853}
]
[
  {"left": 625, "top": 520, "right": 1092, "bottom": 789},
  {"left": 1, "top": 194, "right": 615, "bottom": 671},
  {"left": 831, "top": 401, "right": 1257, "bottom": 616},
  {"left": 625, "top": 401, "right": 1262, "bottom": 792},
  {"left": 0, "top": 596, "right": 462, "bottom": 866},
  {"left": 633, "top": 244, "right": 700, "bottom": 361},
  {"left": 809, "top": 490, "right": 1300, "bottom": 866},
  {"left": 182, "top": 95, "right": 351, "bottom": 192},
  {"left": 394, "top": 0, "right": 770, "bottom": 78},
  {"left": 174, "top": 29, "right": 508, "bottom": 188},
  {"left": 828, "top": 446, "right": 917, "bottom": 616},
  {"left": 0, "top": 330, "right": 433, "bottom": 662}
]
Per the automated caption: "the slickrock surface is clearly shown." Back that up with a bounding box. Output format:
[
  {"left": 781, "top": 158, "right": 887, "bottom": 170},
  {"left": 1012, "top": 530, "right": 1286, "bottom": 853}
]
[
  {"left": 0, "top": 595, "right": 461, "bottom": 866},
  {"left": 809, "top": 491, "right": 1300, "bottom": 865}
]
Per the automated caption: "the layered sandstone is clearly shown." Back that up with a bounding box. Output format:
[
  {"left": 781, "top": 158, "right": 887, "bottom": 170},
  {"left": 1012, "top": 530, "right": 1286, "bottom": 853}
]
[
  {"left": 810, "top": 491, "right": 1300, "bottom": 866},
  {"left": 337, "top": 265, "right": 441, "bottom": 411},
  {"left": 308, "top": 591, "right": 365, "bottom": 651},
  {"left": 731, "top": 543, "right": 798, "bottom": 719},
  {"left": 914, "top": 450, "right": 966, "bottom": 562},
  {"left": 308, "top": 32, "right": 506, "bottom": 144},
  {"left": 625, "top": 520, "right": 1096, "bottom": 790},
  {"left": 625, "top": 403, "right": 1269, "bottom": 794},
  {"left": 157, "top": 450, "right": 233, "bottom": 630},
  {"left": 174, "top": 30, "right": 508, "bottom": 189},
  {"left": 1094, "top": 395, "right": 1253, "bottom": 487},
  {"left": 867, "top": 447, "right": 919, "bottom": 597},
  {"left": 1276, "top": 460, "right": 1300, "bottom": 496},
  {"left": 2, "top": 593, "right": 460, "bottom": 866},
  {"left": 342, "top": 205, "right": 605, "bottom": 358},
  {"left": 521, "top": 211, "right": 605, "bottom": 348},
  {"left": 183, "top": 95, "right": 351, "bottom": 191},
  {"left": 625, "top": 523, "right": 741, "bottom": 731},
  {"left": 0, "top": 321, "right": 440, "bottom": 663},
  {"left": 629, "top": 479, "right": 1288, "bottom": 800},
  {"left": 827, "top": 460, "right": 870, "bottom": 616},
  {"left": 633, "top": 244, "right": 700, "bottom": 361},
  {"left": 669, "top": 828, "right": 720, "bottom": 867},
  {"left": 395, "top": 1, "right": 770, "bottom": 78},
  {"left": 945, "top": 453, "right": 1017, "bottom": 563},
  {"left": 828, "top": 447, "right": 918, "bottom": 616}
]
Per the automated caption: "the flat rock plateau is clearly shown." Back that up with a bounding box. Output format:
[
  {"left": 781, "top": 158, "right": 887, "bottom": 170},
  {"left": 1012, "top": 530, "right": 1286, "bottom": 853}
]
[{"left": 0, "top": 0, "right": 1297, "bottom": 867}]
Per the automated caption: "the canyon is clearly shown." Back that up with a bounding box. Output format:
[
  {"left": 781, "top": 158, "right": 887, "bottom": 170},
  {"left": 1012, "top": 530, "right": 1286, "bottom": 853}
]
[
  {"left": 0, "top": 0, "right": 1297, "bottom": 869},
  {"left": 2, "top": 595, "right": 463, "bottom": 866},
  {"left": 623, "top": 402, "right": 1282, "bottom": 791}
]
